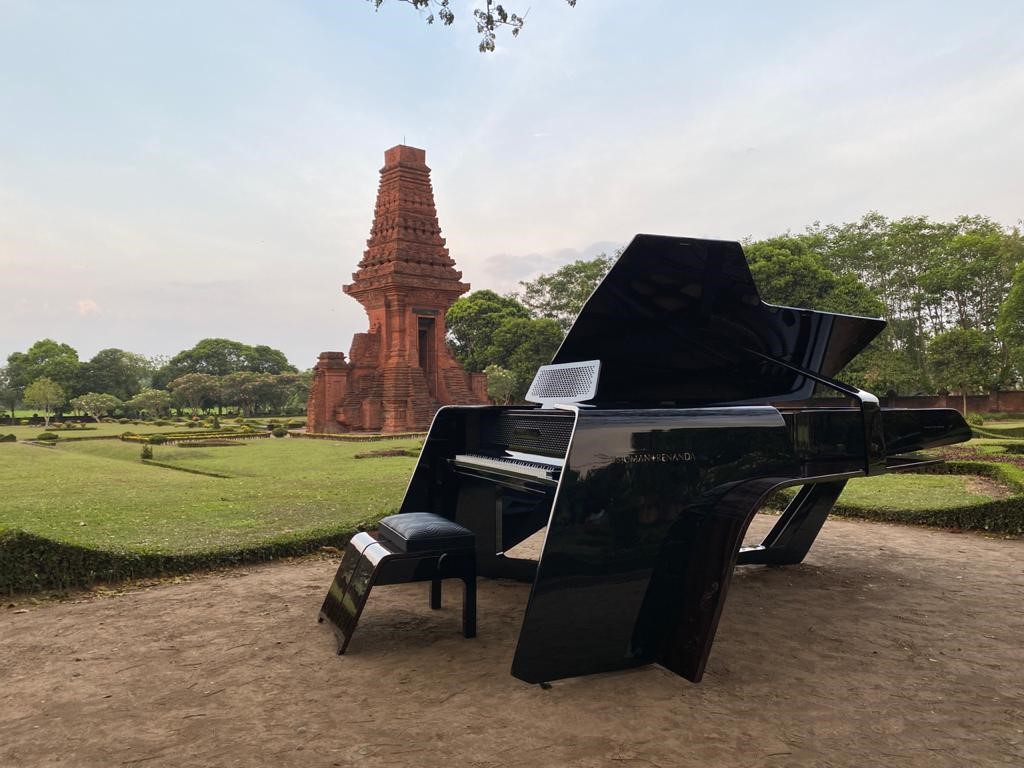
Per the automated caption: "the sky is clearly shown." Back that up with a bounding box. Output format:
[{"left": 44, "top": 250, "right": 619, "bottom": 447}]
[{"left": 1, "top": 0, "right": 1022, "bottom": 369}]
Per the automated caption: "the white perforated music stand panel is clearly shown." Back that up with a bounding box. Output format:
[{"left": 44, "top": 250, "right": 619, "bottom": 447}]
[{"left": 525, "top": 360, "right": 601, "bottom": 406}]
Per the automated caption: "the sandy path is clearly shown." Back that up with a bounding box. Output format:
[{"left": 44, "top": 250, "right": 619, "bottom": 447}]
[{"left": 1, "top": 515, "right": 1022, "bottom": 768}]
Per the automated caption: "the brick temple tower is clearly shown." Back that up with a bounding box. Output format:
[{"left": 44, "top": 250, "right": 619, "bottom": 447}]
[{"left": 306, "top": 145, "right": 488, "bottom": 433}]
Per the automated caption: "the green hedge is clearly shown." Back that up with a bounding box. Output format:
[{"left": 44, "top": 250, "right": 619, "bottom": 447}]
[
  {"left": 119, "top": 431, "right": 271, "bottom": 444},
  {"left": 828, "top": 461, "right": 1024, "bottom": 535},
  {"left": 0, "top": 527, "right": 370, "bottom": 594},
  {"left": 972, "top": 424, "right": 1024, "bottom": 439},
  {"left": 292, "top": 431, "right": 427, "bottom": 442},
  {"left": 58, "top": 434, "right": 121, "bottom": 442}
]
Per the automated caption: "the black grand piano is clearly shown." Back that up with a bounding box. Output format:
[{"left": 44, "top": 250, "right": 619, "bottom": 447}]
[{"left": 321, "top": 234, "right": 971, "bottom": 684}]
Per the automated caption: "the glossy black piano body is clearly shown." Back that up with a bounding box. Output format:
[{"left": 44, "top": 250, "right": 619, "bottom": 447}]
[{"left": 326, "top": 234, "right": 971, "bottom": 684}]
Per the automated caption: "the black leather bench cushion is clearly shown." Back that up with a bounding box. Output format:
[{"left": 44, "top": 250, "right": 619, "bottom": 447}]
[{"left": 377, "top": 513, "right": 475, "bottom": 554}]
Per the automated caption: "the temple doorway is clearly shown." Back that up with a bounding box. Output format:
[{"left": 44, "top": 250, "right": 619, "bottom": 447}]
[{"left": 418, "top": 316, "right": 437, "bottom": 397}]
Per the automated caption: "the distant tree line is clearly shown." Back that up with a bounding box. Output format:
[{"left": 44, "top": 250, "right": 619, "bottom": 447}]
[
  {"left": 448, "top": 213, "right": 1024, "bottom": 404},
  {"left": 0, "top": 338, "right": 310, "bottom": 420},
  {"left": 5, "top": 212, "right": 1022, "bottom": 416}
]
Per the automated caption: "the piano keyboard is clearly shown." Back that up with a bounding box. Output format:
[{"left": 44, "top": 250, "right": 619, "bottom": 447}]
[{"left": 453, "top": 453, "right": 562, "bottom": 483}]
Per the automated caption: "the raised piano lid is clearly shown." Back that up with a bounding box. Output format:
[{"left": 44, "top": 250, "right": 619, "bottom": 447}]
[{"left": 552, "top": 234, "right": 887, "bottom": 407}]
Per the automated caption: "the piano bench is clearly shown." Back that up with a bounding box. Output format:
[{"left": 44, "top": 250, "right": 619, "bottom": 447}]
[
  {"left": 378, "top": 511, "right": 476, "bottom": 553},
  {"left": 318, "top": 513, "right": 477, "bottom": 655}
]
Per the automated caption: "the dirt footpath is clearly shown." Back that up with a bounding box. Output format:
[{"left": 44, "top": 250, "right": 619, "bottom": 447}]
[{"left": 1, "top": 515, "right": 1022, "bottom": 768}]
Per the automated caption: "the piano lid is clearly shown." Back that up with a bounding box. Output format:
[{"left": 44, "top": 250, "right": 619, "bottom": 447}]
[{"left": 551, "top": 235, "right": 886, "bottom": 407}]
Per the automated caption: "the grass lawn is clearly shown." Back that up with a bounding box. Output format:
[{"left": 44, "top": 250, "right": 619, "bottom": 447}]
[
  {"left": 838, "top": 473, "right": 1000, "bottom": 510},
  {"left": 0, "top": 437, "right": 419, "bottom": 556},
  {"left": 1, "top": 433, "right": 1018, "bottom": 592}
]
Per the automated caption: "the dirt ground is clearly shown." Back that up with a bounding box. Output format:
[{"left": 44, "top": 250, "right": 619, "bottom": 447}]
[{"left": 2, "top": 515, "right": 1022, "bottom": 768}]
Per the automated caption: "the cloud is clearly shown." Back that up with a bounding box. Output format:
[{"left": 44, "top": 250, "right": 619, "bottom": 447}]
[
  {"left": 76, "top": 299, "right": 100, "bottom": 316},
  {"left": 475, "top": 240, "right": 622, "bottom": 294}
]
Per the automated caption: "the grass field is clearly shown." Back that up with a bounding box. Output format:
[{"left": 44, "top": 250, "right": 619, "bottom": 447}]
[
  {"left": 1, "top": 438, "right": 998, "bottom": 553},
  {"left": 837, "top": 472, "right": 1001, "bottom": 509},
  {"left": 1, "top": 434, "right": 1019, "bottom": 592},
  {"left": 0, "top": 437, "right": 419, "bottom": 553}
]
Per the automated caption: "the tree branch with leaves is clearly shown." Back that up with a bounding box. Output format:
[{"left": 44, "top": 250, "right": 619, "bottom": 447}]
[{"left": 369, "top": 0, "right": 578, "bottom": 52}]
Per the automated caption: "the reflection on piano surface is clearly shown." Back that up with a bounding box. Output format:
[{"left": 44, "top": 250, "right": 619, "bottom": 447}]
[{"left": 321, "top": 234, "right": 971, "bottom": 684}]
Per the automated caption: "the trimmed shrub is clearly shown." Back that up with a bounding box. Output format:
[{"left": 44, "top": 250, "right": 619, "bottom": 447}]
[
  {"left": 973, "top": 424, "right": 1024, "bottom": 439},
  {"left": 36, "top": 432, "right": 59, "bottom": 442},
  {"left": 831, "top": 461, "right": 1024, "bottom": 535},
  {"left": 140, "top": 444, "right": 153, "bottom": 460},
  {"left": 272, "top": 426, "right": 288, "bottom": 438},
  {"left": 0, "top": 527, "right": 365, "bottom": 593},
  {"left": 0, "top": 434, "right": 16, "bottom": 443},
  {"left": 211, "top": 416, "right": 221, "bottom": 430},
  {"left": 118, "top": 418, "right": 130, "bottom": 424},
  {"left": 148, "top": 434, "right": 168, "bottom": 445},
  {"left": 295, "top": 431, "right": 427, "bottom": 442},
  {"left": 966, "top": 413, "right": 984, "bottom": 426}
]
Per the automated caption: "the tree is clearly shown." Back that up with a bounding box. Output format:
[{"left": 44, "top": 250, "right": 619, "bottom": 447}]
[
  {"left": 744, "top": 236, "right": 885, "bottom": 317},
  {"left": 291, "top": 371, "right": 314, "bottom": 413},
  {"left": 483, "top": 364, "right": 516, "bottom": 404},
  {"left": 996, "top": 255, "right": 1024, "bottom": 384},
  {"left": 488, "top": 317, "right": 564, "bottom": 398},
  {"left": 262, "top": 373, "right": 302, "bottom": 414},
  {"left": 77, "top": 348, "right": 151, "bottom": 401},
  {"left": 916, "top": 216, "right": 1022, "bottom": 333},
  {"left": 168, "top": 373, "right": 220, "bottom": 415},
  {"left": 0, "top": 367, "right": 19, "bottom": 419},
  {"left": 370, "top": 0, "right": 579, "bottom": 52},
  {"left": 219, "top": 372, "right": 298, "bottom": 415},
  {"left": 220, "top": 372, "right": 257, "bottom": 415},
  {"left": 928, "top": 329, "right": 996, "bottom": 415},
  {"left": 6, "top": 339, "right": 80, "bottom": 394},
  {"left": 807, "top": 213, "right": 1024, "bottom": 392},
  {"left": 69, "top": 392, "right": 123, "bottom": 422},
  {"left": 157, "top": 339, "right": 296, "bottom": 385},
  {"left": 162, "top": 338, "right": 251, "bottom": 379},
  {"left": 446, "top": 290, "right": 531, "bottom": 372},
  {"left": 742, "top": 235, "right": 915, "bottom": 392},
  {"left": 125, "top": 388, "right": 172, "bottom": 418},
  {"left": 23, "top": 377, "right": 64, "bottom": 428},
  {"left": 247, "top": 345, "right": 295, "bottom": 374},
  {"left": 517, "top": 254, "right": 616, "bottom": 332}
]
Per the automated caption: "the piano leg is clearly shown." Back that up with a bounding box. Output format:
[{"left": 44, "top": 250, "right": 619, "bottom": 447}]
[{"left": 736, "top": 480, "right": 847, "bottom": 567}]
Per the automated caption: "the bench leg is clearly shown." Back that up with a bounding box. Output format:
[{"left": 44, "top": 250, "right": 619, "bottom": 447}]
[
  {"left": 462, "top": 573, "right": 477, "bottom": 639},
  {"left": 430, "top": 578, "right": 442, "bottom": 610}
]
